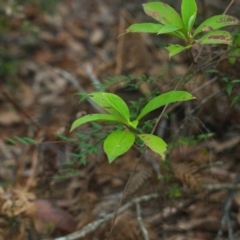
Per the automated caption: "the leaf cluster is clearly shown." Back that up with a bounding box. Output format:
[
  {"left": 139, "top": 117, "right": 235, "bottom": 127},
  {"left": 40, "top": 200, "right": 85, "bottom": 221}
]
[
  {"left": 125, "top": 0, "right": 240, "bottom": 58},
  {"left": 71, "top": 91, "right": 195, "bottom": 163}
]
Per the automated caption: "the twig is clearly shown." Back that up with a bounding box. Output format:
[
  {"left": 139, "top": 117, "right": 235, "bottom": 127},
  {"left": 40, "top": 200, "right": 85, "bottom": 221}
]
[
  {"left": 204, "top": 183, "right": 240, "bottom": 191},
  {"left": 57, "top": 69, "right": 104, "bottom": 113},
  {"left": 136, "top": 201, "right": 149, "bottom": 240},
  {"left": 44, "top": 193, "right": 159, "bottom": 240},
  {"left": 115, "top": 9, "right": 125, "bottom": 75},
  {"left": 107, "top": 156, "right": 143, "bottom": 238},
  {"left": 223, "top": 0, "right": 235, "bottom": 14},
  {"left": 215, "top": 190, "right": 235, "bottom": 240},
  {"left": 84, "top": 64, "right": 101, "bottom": 89}
]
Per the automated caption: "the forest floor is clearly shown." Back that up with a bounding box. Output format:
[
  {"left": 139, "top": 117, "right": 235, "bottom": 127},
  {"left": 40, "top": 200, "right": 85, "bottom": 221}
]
[{"left": 0, "top": 0, "right": 240, "bottom": 239}]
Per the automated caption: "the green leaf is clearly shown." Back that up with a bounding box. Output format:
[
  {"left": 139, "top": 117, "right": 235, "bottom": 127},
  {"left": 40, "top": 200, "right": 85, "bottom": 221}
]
[
  {"left": 231, "top": 95, "right": 240, "bottom": 106},
  {"left": 143, "top": 2, "right": 184, "bottom": 28},
  {"left": 188, "top": 13, "right": 197, "bottom": 33},
  {"left": 23, "top": 137, "right": 37, "bottom": 144},
  {"left": 165, "top": 44, "right": 191, "bottom": 58},
  {"left": 14, "top": 136, "right": 28, "bottom": 145},
  {"left": 137, "top": 91, "right": 195, "bottom": 120},
  {"left": 5, "top": 138, "right": 16, "bottom": 145},
  {"left": 157, "top": 25, "right": 181, "bottom": 35},
  {"left": 89, "top": 92, "right": 130, "bottom": 125},
  {"left": 104, "top": 130, "right": 135, "bottom": 163},
  {"left": 181, "top": 0, "right": 197, "bottom": 31},
  {"left": 130, "top": 120, "right": 138, "bottom": 129},
  {"left": 231, "top": 79, "right": 240, "bottom": 84},
  {"left": 168, "top": 31, "right": 188, "bottom": 41},
  {"left": 197, "top": 31, "right": 232, "bottom": 45},
  {"left": 70, "top": 114, "right": 122, "bottom": 132},
  {"left": 138, "top": 134, "right": 167, "bottom": 159},
  {"left": 228, "top": 48, "right": 240, "bottom": 64},
  {"left": 126, "top": 23, "right": 164, "bottom": 33},
  {"left": 226, "top": 84, "right": 233, "bottom": 96},
  {"left": 193, "top": 15, "right": 240, "bottom": 36}
]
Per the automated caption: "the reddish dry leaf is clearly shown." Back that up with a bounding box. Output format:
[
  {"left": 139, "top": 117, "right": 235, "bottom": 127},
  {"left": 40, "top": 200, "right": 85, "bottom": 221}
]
[{"left": 26, "top": 200, "right": 77, "bottom": 233}]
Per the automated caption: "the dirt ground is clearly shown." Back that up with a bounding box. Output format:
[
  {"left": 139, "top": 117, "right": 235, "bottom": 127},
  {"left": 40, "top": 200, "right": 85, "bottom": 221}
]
[{"left": 0, "top": 0, "right": 240, "bottom": 239}]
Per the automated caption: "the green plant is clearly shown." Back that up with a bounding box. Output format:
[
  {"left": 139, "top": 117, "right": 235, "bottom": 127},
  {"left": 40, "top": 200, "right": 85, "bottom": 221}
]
[
  {"left": 228, "top": 29, "right": 240, "bottom": 65},
  {"left": 125, "top": 0, "right": 240, "bottom": 58},
  {"left": 221, "top": 77, "right": 240, "bottom": 106},
  {"left": 70, "top": 91, "right": 195, "bottom": 163}
]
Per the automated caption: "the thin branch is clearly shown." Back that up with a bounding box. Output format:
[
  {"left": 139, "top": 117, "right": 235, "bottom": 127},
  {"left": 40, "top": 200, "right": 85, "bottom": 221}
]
[
  {"left": 84, "top": 64, "right": 101, "bottom": 89},
  {"left": 57, "top": 69, "right": 104, "bottom": 113},
  {"left": 223, "top": 0, "right": 235, "bottom": 14},
  {"left": 107, "top": 156, "right": 143, "bottom": 238},
  {"left": 215, "top": 190, "right": 235, "bottom": 240},
  {"left": 204, "top": 183, "right": 240, "bottom": 191},
  {"left": 136, "top": 201, "right": 149, "bottom": 240}
]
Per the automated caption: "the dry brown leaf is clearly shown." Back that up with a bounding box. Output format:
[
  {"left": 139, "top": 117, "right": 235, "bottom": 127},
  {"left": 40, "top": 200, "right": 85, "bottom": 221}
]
[
  {"left": 171, "top": 162, "right": 203, "bottom": 192},
  {"left": 97, "top": 213, "right": 158, "bottom": 240},
  {"left": 0, "top": 111, "right": 22, "bottom": 125},
  {"left": 25, "top": 200, "right": 77, "bottom": 233}
]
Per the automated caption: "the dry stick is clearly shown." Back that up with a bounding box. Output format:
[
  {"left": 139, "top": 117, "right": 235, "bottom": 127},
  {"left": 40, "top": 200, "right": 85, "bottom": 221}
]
[
  {"left": 107, "top": 153, "right": 144, "bottom": 238},
  {"left": 58, "top": 69, "right": 104, "bottom": 114},
  {"left": 215, "top": 185, "right": 236, "bottom": 240},
  {"left": 115, "top": 9, "right": 125, "bottom": 75},
  {"left": 84, "top": 64, "right": 101, "bottom": 88},
  {"left": 223, "top": 0, "right": 235, "bottom": 14},
  {"left": 204, "top": 183, "right": 240, "bottom": 191},
  {"left": 136, "top": 201, "right": 149, "bottom": 240},
  {"left": 44, "top": 193, "right": 159, "bottom": 240},
  {"left": 43, "top": 182, "right": 240, "bottom": 240}
]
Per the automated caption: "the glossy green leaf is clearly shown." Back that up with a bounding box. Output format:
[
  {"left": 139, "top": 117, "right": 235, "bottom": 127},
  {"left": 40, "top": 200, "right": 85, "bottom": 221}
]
[
  {"left": 126, "top": 23, "right": 164, "bottom": 33},
  {"left": 188, "top": 13, "right": 197, "bottom": 33},
  {"left": 104, "top": 130, "right": 135, "bottom": 163},
  {"left": 193, "top": 15, "right": 240, "bottom": 36},
  {"left": 157, "top": 25, "right": 181, "bottom": 35},
  {"left": 70, "top": 114, "right": 122, "bottom": 132},
  {"left": 138, "top": 134, "right": 167, "bottom": 159},
  {"left": 89, "top": 92, "right": 130, "bottom": 124},
  {"left": 137, "top": 91, "right": 195, "bottom": 120},
  {"left": 197, "top": 31, "right": 232, "bottom": 45},
  {"left": 165, "top": 44, "right": 190, "bottom": 58},
  {"left": 143, "top": 2, "right": 184, "bottom": 28},
  {"left": 168, "top": 31, "right": 188, "bottom": 41},
  {"left": 130, "top": 120, "right": 139, "bottom": 129},
  {"left": 181, "top": 0, "right": 197, "bottom": 31}
]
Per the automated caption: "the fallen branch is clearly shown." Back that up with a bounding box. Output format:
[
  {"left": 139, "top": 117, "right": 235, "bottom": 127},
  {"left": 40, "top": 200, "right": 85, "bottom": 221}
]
[
  {"left": 204, "top": 183, "right": 240, "bottom": 191},
  {"left": 44, "top": 193, "right": 159, "bottom": 240}
]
